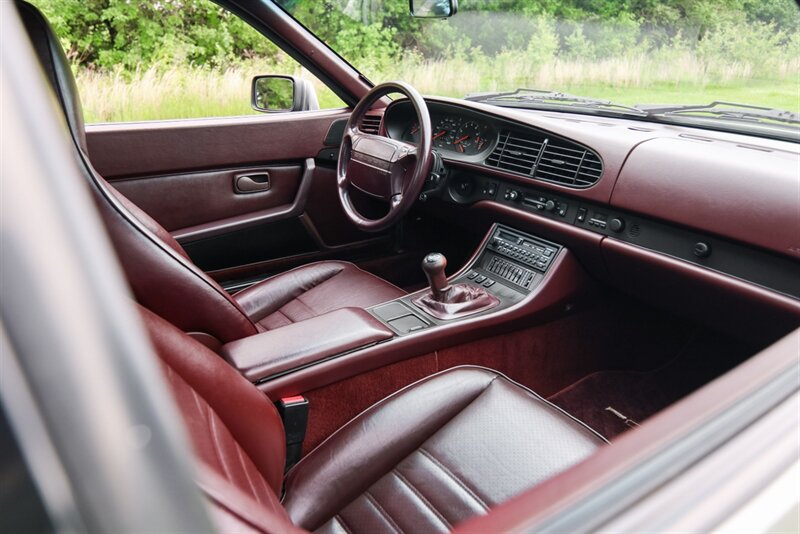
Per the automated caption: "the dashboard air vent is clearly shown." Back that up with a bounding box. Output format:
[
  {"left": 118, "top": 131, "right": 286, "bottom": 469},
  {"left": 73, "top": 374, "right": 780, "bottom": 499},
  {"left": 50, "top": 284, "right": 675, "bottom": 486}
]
[
  {"left": 486, "top": 129, "right": 603, "bottom": 188},
  {"left": 486, "top": 130, "right": 545, "bottom": 176},
  {"left": 359, "top": 114, "right": 382, "bottom": 135},
  {"left": 534, "top": 140, "right": 603, "bottom": 187}
]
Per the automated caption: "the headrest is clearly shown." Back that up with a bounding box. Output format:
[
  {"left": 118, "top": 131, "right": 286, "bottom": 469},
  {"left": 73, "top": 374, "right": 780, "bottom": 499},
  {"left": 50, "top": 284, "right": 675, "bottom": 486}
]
[{"left": 16, "top": 1, "right": 87, "bottom": 152}]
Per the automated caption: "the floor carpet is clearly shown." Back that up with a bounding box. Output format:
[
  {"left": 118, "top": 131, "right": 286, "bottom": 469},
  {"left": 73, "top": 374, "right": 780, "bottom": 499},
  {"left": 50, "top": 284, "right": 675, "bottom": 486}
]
[{"left": 548, "top": 331, "right": 753, "bottom": 440}]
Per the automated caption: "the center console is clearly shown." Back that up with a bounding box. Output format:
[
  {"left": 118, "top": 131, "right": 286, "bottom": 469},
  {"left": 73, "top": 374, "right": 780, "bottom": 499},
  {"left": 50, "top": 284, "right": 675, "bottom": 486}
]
[
  {"left": 222, "top": 223, "right": 579, "bottom": 396},
  {"left": 370, "top": 224, "right": 562, "bottom": 335}
]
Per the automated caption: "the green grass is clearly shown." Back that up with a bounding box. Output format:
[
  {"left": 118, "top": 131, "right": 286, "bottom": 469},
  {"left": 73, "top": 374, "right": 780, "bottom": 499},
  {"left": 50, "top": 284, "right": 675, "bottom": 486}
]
[{"left": 77, "top": 59, "right": 800, "bottom": 123}]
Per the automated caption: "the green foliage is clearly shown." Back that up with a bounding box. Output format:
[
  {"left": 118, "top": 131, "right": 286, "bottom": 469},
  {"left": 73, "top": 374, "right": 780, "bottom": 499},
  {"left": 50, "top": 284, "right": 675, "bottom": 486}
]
[
  {"left": 564, "top": 26, "right": 595, "bottom": 59},
  {"left": 28, "top": 0, "right": 800, "bottom": 123},
  {"left": 31, "top": 0, "right": 800, "bottom": 75},
  {"left": 32, "top": 0, "right": 280, "bottom": 70},
  {"left": 697, "top": 20, "right": 789, "bottom": 76}
]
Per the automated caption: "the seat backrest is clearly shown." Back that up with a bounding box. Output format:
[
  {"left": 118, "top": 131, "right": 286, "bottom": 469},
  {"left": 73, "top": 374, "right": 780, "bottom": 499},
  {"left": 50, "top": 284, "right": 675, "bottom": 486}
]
[
  {"left": 138, "top": 305, "right": 287, "bottom": 502},
  {"left": 16, "top": 1, "right": 259, "bottom": 344},
  {"left": 140, "top": 303, "right": 301, "bottom": 532}
]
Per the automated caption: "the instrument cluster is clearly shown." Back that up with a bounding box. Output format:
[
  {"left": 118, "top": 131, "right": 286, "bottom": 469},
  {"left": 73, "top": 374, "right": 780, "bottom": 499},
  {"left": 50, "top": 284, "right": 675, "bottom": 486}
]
[{"left": 383, "top": 101, "right": 498, "bottom": 158}]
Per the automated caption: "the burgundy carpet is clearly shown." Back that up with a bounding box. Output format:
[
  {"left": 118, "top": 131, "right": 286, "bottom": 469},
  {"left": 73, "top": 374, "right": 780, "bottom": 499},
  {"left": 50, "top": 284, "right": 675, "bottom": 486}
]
[{"left": 548, "top": 332, "right": 753, "bottom": 440}]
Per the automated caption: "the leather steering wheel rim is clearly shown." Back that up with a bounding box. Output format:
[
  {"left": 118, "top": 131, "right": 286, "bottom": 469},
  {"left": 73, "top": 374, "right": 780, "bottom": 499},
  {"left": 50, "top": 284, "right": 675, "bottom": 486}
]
[{"left": 337, "top": 81, "right": 433, "bottom": 232}]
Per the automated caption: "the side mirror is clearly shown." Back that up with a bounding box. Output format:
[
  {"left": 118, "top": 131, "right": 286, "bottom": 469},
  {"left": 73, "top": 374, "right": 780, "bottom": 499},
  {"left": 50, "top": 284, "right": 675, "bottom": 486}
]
[
  {"left": 410, "top": 0, "right": 457, "bottom": 18},
  {"left": 251, "top": 75, "right": 319, "bottom": 113}
]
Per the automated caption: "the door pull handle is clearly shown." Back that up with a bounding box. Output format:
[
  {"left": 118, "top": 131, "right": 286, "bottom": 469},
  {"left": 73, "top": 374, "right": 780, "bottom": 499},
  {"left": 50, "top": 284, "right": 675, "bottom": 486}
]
[{"left": 235, "top": 173, "right": 271, "bottom": 193}]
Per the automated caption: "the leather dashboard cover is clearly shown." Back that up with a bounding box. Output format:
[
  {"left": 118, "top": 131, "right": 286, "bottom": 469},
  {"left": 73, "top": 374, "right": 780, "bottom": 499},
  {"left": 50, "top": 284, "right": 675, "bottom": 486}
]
[{"left": 221, "top": 308, "right": 394, "bottom": 382}]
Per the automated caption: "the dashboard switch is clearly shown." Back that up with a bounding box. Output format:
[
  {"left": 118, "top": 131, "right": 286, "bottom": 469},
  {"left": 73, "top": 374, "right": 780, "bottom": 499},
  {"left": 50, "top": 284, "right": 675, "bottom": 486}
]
[
  {"left": 504, "top": 189, "right": 520, "bottom": 201},
  {"left": 693, "top": 242, "right": 712, "bottom": 259},
  {"left": 609, "top": 218, "right": 625, "bottom": 232},
  {"left": 577, "top": 207, "right": 587, "bottom": 223}
]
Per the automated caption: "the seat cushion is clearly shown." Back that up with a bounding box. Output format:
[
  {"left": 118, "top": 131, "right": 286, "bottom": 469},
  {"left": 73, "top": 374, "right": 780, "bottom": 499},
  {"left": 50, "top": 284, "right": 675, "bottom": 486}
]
[
  {"left": 234, "top": 261, "right": 405, "bottom": 331},
  {"left": 282, "top": 367, "right": 606, "bottom": 533}
]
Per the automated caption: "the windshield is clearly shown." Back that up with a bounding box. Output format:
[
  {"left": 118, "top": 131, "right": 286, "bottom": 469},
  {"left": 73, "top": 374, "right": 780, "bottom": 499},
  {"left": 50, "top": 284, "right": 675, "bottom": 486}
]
[{"left": 277, "top": 0, "right": 799, "bottom": 135}]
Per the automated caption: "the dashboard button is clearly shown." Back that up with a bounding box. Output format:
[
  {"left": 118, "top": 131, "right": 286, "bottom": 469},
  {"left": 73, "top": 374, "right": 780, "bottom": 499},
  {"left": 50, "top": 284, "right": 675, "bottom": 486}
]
[{"left": 693, "top": 242, "right": 712, "bottom": 259}]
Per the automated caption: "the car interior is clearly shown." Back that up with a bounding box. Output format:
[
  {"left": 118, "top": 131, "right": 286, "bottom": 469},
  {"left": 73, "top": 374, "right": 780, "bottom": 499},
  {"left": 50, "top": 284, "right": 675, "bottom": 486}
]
[{"left": 6, "top": 0, "right": 800, "bottom": 532}]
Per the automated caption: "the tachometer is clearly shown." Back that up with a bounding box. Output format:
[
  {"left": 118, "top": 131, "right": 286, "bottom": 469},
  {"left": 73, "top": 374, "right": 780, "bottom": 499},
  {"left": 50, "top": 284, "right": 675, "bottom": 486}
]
[{"left": 432, "top": 116, "right": 461, "bottom": 149}]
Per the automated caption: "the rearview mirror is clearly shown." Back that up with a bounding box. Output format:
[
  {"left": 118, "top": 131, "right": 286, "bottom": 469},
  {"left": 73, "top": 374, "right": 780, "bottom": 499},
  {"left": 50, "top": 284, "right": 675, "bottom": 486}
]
[
  {"left": 410, "top": 0, "right": 457, "bottom": 18},
  {"left": 251, "top": 75, "right": 319, "bottom": 113}
]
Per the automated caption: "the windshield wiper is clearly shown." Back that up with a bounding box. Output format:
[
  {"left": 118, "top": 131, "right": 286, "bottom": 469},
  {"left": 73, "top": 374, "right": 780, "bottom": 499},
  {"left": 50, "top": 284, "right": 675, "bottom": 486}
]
[
  {"left": 637, "top": 101, "right": 800, "bottom": 126},
  {"left": 465, "top": 88, "right": 646, "bottom": 116}
]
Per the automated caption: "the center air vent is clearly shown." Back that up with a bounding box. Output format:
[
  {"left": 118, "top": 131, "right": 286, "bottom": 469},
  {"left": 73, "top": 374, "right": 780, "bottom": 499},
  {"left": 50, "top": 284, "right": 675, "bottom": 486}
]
[
  {"left": 486, "top": 129, "right": 603, "bottom": 188},
  {"left": 359, "top": 114, "right": 382, "bottom": 135},
  {"left": 486, "top": 131, "right": 545, "bottom": 175}
]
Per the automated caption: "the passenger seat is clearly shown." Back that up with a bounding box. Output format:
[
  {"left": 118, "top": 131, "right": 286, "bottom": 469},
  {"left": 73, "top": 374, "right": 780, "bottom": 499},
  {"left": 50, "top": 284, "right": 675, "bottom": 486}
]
[{"left": 141, "top": 305, "right": 606, "bottom": 532}]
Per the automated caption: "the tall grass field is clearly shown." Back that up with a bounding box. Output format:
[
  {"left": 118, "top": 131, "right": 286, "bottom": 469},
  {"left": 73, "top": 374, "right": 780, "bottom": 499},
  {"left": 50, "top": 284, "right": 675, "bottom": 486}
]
[
  {"left": 77, "top": 52, "right": 800, "bottom": 123},
  {"left": 76, "top": 14, "right": 800, "bottom": 122}
]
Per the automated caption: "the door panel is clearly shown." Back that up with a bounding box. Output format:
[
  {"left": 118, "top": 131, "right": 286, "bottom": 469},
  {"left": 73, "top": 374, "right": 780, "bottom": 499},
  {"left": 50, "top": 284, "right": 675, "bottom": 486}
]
[
  {"left": 84, "top": 110, "right": 394, "bottom": 288},
  {"left": 110, "top": 165, "right": 302, "bottom": 233},
  {"left": 86, "top": 109, "right": 349, "bottom": 177}
]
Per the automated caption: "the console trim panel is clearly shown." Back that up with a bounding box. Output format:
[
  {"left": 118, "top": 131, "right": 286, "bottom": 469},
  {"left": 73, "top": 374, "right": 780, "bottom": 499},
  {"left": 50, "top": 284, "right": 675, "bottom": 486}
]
[{"left": 369, "top": 224, "right": 564, "bottom": 335}]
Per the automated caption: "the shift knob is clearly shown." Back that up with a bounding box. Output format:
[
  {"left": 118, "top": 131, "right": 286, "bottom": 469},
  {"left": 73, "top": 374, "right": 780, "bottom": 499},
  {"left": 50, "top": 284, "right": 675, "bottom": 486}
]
[{"left": 422, "top": 253, "right": 451, "bottom": 301}]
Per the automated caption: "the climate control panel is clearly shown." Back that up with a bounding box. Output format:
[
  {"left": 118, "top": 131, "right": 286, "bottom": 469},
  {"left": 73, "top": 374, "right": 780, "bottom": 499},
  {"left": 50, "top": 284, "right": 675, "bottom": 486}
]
[{"left": 462, "top": 226, "right": 563, "bottom": 293}]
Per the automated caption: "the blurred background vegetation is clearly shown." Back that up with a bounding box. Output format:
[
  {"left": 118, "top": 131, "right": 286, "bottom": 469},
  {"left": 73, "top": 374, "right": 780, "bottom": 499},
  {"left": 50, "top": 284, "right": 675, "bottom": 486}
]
[{"left": 32, "top": 0, "right": 800, "bottom": 122}]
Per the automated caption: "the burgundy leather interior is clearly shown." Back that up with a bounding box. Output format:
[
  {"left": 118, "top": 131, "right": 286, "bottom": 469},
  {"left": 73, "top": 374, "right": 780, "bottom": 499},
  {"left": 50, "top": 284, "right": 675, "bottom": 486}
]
[
  {"left": 222, "top": 307, "right": 394, "bottom": 382},
  {"left": 86, "top": 110, "right": 350, "bottom": 179},
  {"left": 19, "top": 1, "right": 403, "bottom": 344},
  {"left": 284, "top": 367, "right": 604, "bottom": 532},
  {"left": 235, "top": 261, "right": 404, "bottom": 331},
  {"left": 110, "top": 165, "right": 303, "bottom": 233},
  {"left": 412, "top": 283, "right": 500, "bottom": 320},
  {"left": 139, "top": 307, "right": 291, "bottom": 522},
  {"left": 140, "top": 303, "right": 605, "bottom": 532}
]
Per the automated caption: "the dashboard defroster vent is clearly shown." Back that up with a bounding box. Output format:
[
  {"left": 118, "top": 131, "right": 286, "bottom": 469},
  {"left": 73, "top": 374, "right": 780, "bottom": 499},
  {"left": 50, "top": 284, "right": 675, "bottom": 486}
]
[
  {"left": 359, "top": 114, "right": 382, "bottom": 135},
  {"left": 486, "top": 129, "right": 603, "bottom": 188}
]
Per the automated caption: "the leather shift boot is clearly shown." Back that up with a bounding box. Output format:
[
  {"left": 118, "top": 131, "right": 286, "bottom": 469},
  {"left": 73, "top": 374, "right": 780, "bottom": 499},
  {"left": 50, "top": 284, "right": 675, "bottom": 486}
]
[{"left": 412, "top": 283, "right": 500, "bottom": 320}]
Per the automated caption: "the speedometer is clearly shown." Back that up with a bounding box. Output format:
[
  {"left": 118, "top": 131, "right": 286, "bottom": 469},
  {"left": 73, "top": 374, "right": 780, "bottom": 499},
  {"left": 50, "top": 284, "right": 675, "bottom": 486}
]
[{"left": 453, "top": 120, "right": 493, "bottom": 155}]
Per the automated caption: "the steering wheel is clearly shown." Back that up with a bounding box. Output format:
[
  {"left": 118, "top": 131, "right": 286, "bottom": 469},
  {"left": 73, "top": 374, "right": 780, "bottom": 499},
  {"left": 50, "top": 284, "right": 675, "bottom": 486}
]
[{"left": 337, "top": 81, "right": 433, "bottom": 232}]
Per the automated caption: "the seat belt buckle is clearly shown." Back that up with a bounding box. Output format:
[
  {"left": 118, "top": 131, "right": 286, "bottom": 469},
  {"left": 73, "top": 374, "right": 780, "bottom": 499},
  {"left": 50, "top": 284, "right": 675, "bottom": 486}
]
[{"left": 277, "top": 396, "right": 309, "bottom": 472}]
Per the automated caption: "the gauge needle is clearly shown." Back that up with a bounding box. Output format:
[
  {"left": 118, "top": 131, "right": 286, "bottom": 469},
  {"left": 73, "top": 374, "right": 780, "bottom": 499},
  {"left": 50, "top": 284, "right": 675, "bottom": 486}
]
[
  {"left": 454, "top": 135, "right": 470, "bottom": 144},
  {"left": 432, "top": 130, "right": 448, "bottom": 140}
]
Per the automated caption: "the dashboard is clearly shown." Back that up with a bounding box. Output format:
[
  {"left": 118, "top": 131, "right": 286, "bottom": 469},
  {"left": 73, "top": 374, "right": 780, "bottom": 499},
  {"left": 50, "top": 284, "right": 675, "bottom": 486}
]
[
  {"left": 382, "top": 100, "right": 606, "bottom": 189},
  {"left": 374, "top": 97, "right": 800, "bottom": 312}
]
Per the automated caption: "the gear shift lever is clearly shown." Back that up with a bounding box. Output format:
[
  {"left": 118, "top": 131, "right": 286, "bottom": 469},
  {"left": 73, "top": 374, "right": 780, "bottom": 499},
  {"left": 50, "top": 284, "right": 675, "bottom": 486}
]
[
  {"left": 421, "top": 253, "right": 451, "bottom": 301},
  {"left": 413, "top": 252, "right": 500, "bottom": 320}
]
